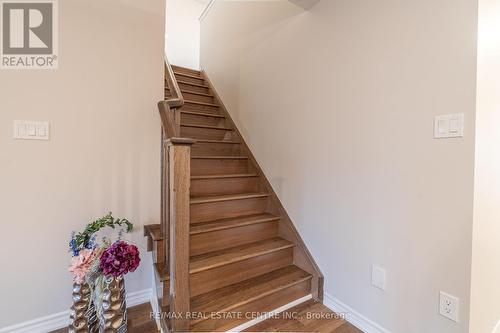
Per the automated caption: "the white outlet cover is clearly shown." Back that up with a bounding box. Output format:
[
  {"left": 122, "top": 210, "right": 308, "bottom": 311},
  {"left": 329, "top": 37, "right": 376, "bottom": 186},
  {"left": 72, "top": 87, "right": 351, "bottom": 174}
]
[
  {"left": 371, "top": 265, "right": 386, "bottom": 291},
  {"left": 439, "top": 291, "right": 459, "bottom": 322}
]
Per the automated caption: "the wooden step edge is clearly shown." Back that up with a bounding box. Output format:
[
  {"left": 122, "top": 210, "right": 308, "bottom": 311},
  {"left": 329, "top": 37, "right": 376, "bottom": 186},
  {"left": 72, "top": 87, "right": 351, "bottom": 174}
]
[
  {"left": 172, "top": 64, "right": 201, "bottom": 73},
  {"left": 174, "top": 71, "right": 203, "bottom": 80},
  {"left": 143, "top": 224, "right": 164, "bottom": 241},
  {"left": 191, "top": 173, "right": 258, "bottom": 180},
  {"left": 189, "top": 240, "right": 294, "bottom": 274},
  {"left": 190, "top": 215, "right": 281, "bottom": 235},
  {"left": 176, "top": 80, "right": 209, "bottom": 88},
  {"left": 194, "top": 139, "right": 241, "bottom": 145},
  {"left": 154, "top": 262, "right": 169, "bottom": 282},
  {"left": 184, "top": 100, "right": 219, "bottom": 107},
  {"left": 190, "top": 192, "right": 270, "bottom": 205},
  {"left": 180, "top": 90, "right": 213, "bottom": 97},
  {"left": 156, "top": 239, "right": 294, "bottom": 280},
  {"left": 166, "top": 86, "right": 214, "bottom": 98},
  {"left": 191, "top": 156, "right": 248, "bottom": 160},
  {"left": 190, "top": 270, "right": 313, "bottom": 326},
  {"left": 181, "top": 123, "right": 233, "bottom": 131},
  {"left": 180, "top": 110, "right": 224, "bottom": 118}
]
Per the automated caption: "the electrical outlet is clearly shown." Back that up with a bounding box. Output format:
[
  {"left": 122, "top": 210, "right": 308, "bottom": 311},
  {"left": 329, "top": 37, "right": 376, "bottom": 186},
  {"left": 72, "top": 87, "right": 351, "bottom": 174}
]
[
  {"left": 439, "top": 291, "right": 459, "bottom": 322},
  {"left": 371, "top": 265, "right": 386, "bottom": 291}
]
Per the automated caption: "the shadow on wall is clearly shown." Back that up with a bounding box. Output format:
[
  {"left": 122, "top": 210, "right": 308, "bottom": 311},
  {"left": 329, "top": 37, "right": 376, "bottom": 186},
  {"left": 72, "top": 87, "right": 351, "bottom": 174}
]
[{"left": 288, "top": 0, "right": 321, "bottom": 10}]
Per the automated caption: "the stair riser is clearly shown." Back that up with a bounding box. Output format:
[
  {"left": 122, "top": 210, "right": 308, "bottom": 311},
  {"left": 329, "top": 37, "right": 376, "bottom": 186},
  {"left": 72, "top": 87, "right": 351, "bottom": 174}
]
[
  {"left": 182, "top": 92, "right": 214, "bottom": 104},
  {"left": 153, "top": 239, "right": 165, "bottom": 265},
  {"left": 154, "top": 266, "right": 169, "bottom": 307},
  {"left": 191, "top": 142, "right": 242, "bottom": 157},
  {"left": 181, "top": 113, "right": 226, "bottom": 127},
  {"left": 178, "top": 82, "right": 210, "bottom": 94},
  {"left": 191, "top": 247, "right": 293, "bottom": 297},
  {"left": 182, "top": 102, "right": 220, "bottom": 114},
  {"left": 191, "top": 177, "right": 259, "bottom": 196},
  {"left": 166, "top": 89, "right": 213, "bottom": 105},
  {"left": 191, "top": 278, "right": 311, "bottom": 332},
  {"left": 191, "top": 159, "right": 249, "bottom": 177},
  {"left": 190, "top": 221, "right": 279, "bottom": 256},
  {"left": 175, "top": 74, "right": 205, "bottom": 85},
  {"left": 172, "top": 65, "right": 202, "bottom": 77},
  {"left": 181, "top": 126, "right": 232, "bottom": 141},
  {"left": 191, "top": 197, "right": 268, "bottom": 223}
]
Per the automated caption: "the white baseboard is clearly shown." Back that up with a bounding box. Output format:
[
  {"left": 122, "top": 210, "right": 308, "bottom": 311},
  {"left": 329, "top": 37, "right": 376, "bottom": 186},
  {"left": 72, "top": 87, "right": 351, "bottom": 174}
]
[
  {"left": 0, "top": 310, "right": 70, "bottom": 333},
  {"left": 0, "top": 289, "right": 153, "bottom": 333},
  {"left": 323, "top": 293, "right": 391, "bottom": 333},
  {"left": 126, "top": 288, "right": 153, "bottom": 308}
]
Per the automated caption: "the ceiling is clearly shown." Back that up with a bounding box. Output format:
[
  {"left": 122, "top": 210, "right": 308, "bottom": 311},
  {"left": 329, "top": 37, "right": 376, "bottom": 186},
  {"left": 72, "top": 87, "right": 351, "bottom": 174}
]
[{"left": 193, "top": 0, "right": 321, "bottom": 11}]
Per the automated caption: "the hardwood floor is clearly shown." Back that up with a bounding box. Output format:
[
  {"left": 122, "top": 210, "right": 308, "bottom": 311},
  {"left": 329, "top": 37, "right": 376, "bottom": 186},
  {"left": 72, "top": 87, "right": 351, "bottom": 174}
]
[
  {"left": 245, "top": 300, "right": 362, "bottom": 333},
  {"left": 50, "top": 303, "right": 159, "bottom": 333},
  {"left": 51, "top": 301, "right": 361, "bottom": 333}
]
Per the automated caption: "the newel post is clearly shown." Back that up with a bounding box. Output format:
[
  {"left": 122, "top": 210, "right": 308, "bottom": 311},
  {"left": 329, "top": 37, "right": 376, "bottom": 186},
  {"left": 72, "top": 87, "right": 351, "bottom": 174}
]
[{"left": 167, "top": 137, "right": 195, "bottom": 332}]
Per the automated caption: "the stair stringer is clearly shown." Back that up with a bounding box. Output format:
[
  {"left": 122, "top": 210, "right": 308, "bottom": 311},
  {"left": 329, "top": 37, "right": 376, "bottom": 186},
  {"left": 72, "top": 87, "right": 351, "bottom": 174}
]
[{"left": 201, "top": 71, "right": 324, "bottom": 302}]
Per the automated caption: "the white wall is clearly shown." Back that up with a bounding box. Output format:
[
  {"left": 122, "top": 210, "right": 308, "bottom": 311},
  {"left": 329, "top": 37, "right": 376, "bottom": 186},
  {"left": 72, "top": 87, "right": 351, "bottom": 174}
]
[
  {"left": 200, "top": 1, "right": 477, "bottom": 332},
  {"left": 470, "top": 0, "right": 500, "bottom": 332},
  {"left": 166, "top": 0, "right": 205, "bottom": 70},
  {"left": 0, "top": 0, "right": 164, "bottom": 329}
]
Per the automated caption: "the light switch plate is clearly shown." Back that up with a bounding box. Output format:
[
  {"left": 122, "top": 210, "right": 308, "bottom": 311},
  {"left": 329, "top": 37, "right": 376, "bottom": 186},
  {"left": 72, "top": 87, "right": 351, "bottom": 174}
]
[
  {"left": 14, "top": 121, "right": 50, "bottom": 140},
  {"left": 434, "top": 114, "right": 464, "bottom": 138},
  {"left": 371, "top": 265, "right": 387, "bottom": 291}
]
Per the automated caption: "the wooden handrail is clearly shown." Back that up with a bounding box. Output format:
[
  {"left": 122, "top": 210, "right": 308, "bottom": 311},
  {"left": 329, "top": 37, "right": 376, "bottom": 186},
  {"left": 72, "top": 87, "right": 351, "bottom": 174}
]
[
  {"left": 164, "top": 54, "right": 183, "bottom": 108},
  {"left": 160, "top": 54, "right": 194, "bottom": 332},
  {"left": 158, "top": 101, "right": 178, "bottom": 138}
]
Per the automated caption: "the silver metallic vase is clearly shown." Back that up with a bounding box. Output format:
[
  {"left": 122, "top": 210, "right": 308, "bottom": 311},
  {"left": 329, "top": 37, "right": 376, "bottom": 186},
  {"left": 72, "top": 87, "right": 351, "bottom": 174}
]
[
  {"left": 69, "top": 282, "right": 98, "bottom": 333},
  {"left": 98, "top": 275, "right": 127, "bottom": 333}
]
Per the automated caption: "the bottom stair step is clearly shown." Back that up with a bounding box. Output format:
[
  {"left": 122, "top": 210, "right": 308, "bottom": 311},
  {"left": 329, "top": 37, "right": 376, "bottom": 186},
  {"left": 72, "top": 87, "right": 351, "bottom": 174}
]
[{"left": 162, "top": 265, "right": 312, "bottom": 332}]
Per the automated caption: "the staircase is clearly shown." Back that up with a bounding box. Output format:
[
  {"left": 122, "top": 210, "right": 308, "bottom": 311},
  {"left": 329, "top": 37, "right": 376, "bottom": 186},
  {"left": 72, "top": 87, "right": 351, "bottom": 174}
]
[{"left": 144, "top": 60, "right": 323, "bottom": 332}]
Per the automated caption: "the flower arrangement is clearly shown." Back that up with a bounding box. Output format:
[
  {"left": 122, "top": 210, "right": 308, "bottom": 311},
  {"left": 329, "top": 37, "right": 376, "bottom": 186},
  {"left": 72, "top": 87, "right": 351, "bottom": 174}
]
[
  {"left": 68, "top": 212, "right": 140, "bottom": 283},
  {"left": 68, "top": 212, "right": 140, "bottom": 332}
]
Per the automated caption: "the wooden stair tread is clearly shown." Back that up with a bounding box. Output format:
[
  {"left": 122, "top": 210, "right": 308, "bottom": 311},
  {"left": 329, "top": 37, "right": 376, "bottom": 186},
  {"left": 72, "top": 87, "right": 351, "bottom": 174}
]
[
  {"left": 181, "top": 123, "right": 233, "bottom": 131},
  {"left": 191, "top": 173, "right": 258, "bottom": 180},
  {"left": 171, "top": 64, "right": 201, "bottom": 74},
  {"left": 166, "top": 86, "right": 214, "bottom": 97},
  {"left": 176, "top": 80, "right": 209, "bottom": 88},
  {"left": 180, "top": 110, "right": 224, "bottom": 118},
  {"left": 191, "top": 155, "right": 248, "bottom": 160},
  {"left": 190, "top": 192, "right": 269, "bottom": 204},
  {"left": 190, "top": 213, "right": 281, "bottom": 234},
  {"left": 156, "top": 238, "right": 294, "bottom": 280},
  {"left": 143, "top": 224, "right": 163, "bottom": 241},
  {"left": 174, "top": 71, "right": 203, "bottom": 80},
  {"left": 181, "top": 90, "right": 213, "bottom": 97},
  {"left": 190, "top": 266, "right": 312, "bottom": 323},
  {"left": 184, "top": 100, "right": 219, "bottom": 107},
  {"left": 190, "top": 237, "right": 294, "bottom": 273},
  {"left": 194, "top": 139, "right": 241, "bottom": 144}
]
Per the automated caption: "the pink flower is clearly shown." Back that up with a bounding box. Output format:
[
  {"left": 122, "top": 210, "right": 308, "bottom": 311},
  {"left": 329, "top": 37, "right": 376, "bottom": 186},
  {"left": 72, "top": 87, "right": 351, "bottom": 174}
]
[{"left": 68, "top": 249, "right": 97, "bottom": 284}]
